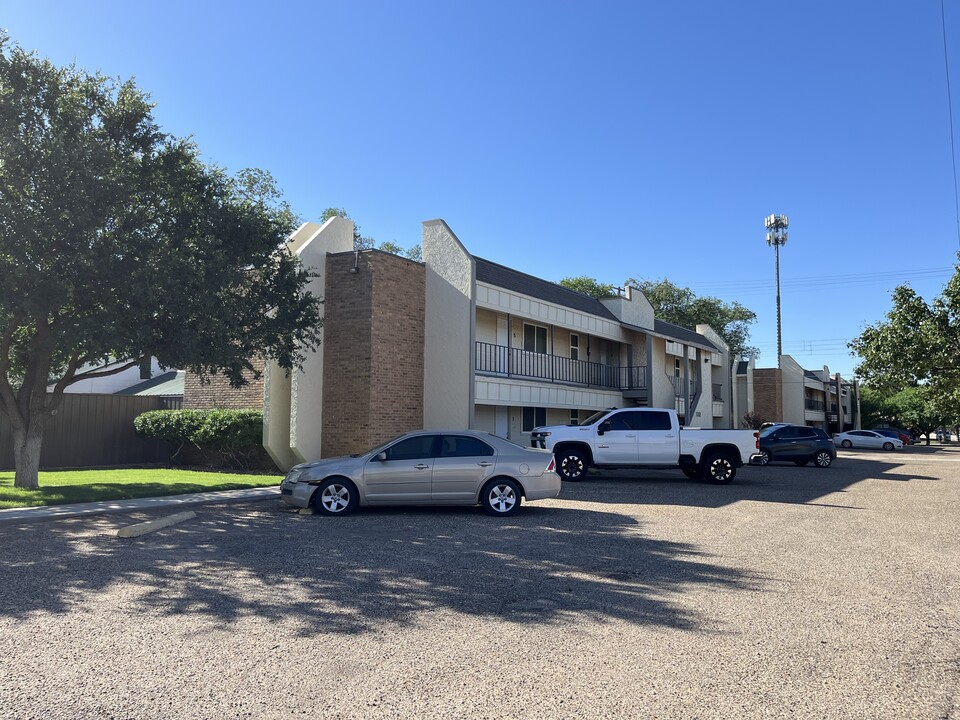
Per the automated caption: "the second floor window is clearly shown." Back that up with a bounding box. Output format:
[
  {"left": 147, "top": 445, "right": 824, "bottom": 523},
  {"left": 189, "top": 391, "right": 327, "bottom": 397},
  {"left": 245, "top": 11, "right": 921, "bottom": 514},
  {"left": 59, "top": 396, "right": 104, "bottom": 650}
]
[
  {"left": 524, "top": 324, "right": 548, "bottom": 354},
  {"left": 570, "top": 334, "right": 579, "bottom": 361}
]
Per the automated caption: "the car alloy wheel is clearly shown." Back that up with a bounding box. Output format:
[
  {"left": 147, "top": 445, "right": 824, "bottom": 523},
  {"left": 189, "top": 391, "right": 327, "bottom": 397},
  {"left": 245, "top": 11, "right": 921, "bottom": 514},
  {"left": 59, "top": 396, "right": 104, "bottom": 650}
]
[
  {"left": 756, "top": 449, "right": 771, "bottom": 466},
  {"left": 481, "top": 478, "right": 521, "bottom": 516},
  {"left": 882, "top": 442, "right": 894, "bottom": 451},
  {"left": 313, "top": 478, "right": 358, "bottom": 516},
  {"left": 841, "top": 439, "right": 852, "bottom": 449},
  {"left": 814, "top": 450, "right": 833, "bottom": 468}
]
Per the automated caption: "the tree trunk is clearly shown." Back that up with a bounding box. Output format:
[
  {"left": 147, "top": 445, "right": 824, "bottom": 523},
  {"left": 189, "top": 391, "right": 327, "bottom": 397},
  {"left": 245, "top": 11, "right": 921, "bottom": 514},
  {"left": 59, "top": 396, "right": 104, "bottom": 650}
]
[{"left": 12, "top": 418, "right": 44, "bottom": 489}]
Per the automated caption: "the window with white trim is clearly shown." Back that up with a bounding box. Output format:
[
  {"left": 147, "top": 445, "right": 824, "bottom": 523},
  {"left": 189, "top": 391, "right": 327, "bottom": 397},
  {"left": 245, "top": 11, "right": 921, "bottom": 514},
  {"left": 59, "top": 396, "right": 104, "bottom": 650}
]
[
  {"left": 523, "top": 323, "right": 548, "bottom": 354},
  {"left": 570, "top": 333, "right": 579, "bottom": 361}
]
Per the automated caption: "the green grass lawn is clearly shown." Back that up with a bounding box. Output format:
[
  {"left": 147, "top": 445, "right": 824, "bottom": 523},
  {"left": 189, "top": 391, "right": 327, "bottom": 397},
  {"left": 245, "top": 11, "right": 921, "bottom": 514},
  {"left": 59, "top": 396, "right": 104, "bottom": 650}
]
[{"left": 0, "top": 468, "right": 282, "bottom": 509}]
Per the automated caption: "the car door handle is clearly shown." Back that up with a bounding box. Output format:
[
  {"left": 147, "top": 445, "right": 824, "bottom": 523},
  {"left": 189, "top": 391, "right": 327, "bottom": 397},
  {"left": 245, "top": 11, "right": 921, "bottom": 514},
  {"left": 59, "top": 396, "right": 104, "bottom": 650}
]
[
  {"left": 477, "top": 462, "right": 493, "bottom": 467},
  {"left": 598, "top": 444, "right": 609, "bottom": 448},
  {"left": 414, "top": 464, "right": 431, "bottom": 470}
]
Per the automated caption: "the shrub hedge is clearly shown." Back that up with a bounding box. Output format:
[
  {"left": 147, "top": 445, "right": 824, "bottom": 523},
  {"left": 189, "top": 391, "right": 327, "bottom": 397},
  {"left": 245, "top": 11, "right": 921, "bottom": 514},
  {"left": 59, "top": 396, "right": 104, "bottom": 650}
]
[{"left": 134, "top": 409, "right": 265, "bottom": 468}]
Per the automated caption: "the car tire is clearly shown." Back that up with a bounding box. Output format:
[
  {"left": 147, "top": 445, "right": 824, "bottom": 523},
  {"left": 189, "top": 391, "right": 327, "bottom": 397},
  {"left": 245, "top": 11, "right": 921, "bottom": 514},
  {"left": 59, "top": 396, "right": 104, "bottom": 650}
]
[
  {"left": 841, "top": 439, "right": 852, "bottom": 449},
  {"left": 882, "top": 441, "right": 894, "bottom": 451},
  {"left": 681, "top": 465, "right": 703, "bottom": 480},
  {"left": 814, "top": 450, "right": 833, "bottom": 468},
  {"left": 756, "top": 449, "right": 772, "bottom": 466},
  {"left": 556, "top": 447, "right": 589, "bottom": 482},
  {"left": 481, "top": 478, "right": 522, "bottom": 516},
  {"left": 703, "top": 452, "right": 736, "bottom": 484},
  {"left": 794, "top": 459, "right": 809, "bottom": 466},
  {"left": 313, "top": 477, "right": 359, "bottom": 516}
]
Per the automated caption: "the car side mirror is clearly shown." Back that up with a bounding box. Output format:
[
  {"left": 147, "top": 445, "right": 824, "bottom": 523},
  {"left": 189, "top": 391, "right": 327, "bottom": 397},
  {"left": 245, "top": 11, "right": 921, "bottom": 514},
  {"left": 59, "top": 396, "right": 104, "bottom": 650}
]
[
  {"left": 376, "top": 452, "right": 387, "bottom": 461},
  {"left": 597, "top": 422, "right": 609, "bottom": 436}
]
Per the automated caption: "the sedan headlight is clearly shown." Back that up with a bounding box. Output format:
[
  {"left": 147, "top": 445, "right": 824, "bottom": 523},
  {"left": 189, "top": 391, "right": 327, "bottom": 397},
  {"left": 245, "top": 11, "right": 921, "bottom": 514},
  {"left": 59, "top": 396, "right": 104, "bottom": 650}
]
[{"left": 284, "top": 468, "right": 305, "bottom": 485}]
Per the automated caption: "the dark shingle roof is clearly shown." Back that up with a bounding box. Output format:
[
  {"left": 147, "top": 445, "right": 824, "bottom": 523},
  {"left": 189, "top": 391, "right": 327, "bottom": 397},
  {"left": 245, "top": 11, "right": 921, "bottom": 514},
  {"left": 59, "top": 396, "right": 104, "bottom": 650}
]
[
  {"left": 475, "top": 257, "right": 618, "bottom": 321},
  {"left": 475, "top": 257, "right": 719, "bottom": 350},
  {"left": 654, "top": 319, "right": 718, "bottom": 350}
]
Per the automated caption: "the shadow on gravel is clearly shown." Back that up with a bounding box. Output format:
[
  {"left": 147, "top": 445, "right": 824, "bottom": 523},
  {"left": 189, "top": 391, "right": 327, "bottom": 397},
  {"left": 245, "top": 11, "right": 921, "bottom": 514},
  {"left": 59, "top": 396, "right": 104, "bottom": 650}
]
[
  {"left": 572, "top": 454, "right": 939, "bottom": 510},
  {"left": 0, "top": 503, "right": 762, "bottom": 635}
]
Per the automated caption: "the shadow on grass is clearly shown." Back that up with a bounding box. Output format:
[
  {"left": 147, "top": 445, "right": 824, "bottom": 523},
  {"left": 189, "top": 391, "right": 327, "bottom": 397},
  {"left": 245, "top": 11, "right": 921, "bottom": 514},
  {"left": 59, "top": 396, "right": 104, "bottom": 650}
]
[
  {"left": 0, "top": 477, "right": 279, "bottom": 509},
  {"left": 0, "top": 502, "right": 763, "bottom": 636}
]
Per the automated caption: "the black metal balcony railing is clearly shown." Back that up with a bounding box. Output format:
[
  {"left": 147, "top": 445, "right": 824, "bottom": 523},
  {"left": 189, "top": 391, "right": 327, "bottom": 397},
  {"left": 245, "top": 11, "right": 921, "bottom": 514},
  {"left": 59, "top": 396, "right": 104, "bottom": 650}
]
[
  {"left": 805, "top": 398, "right": 826, "bottom": 411},
  {"left": 475, "top": 341, "right": 647, "bottom": 391}
]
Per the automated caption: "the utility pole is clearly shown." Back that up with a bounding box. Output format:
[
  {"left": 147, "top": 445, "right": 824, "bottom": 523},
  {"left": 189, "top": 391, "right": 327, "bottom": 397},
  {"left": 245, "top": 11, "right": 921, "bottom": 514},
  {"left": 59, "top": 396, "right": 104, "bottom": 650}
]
[{"left": 765, "top": 214, "right": 789, "bottom": 368}]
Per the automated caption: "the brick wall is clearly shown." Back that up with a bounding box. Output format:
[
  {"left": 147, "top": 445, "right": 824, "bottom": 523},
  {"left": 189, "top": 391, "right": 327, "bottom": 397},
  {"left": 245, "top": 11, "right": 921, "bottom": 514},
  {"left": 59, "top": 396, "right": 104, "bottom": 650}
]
[
  {"left": 183, "top": 356, "right": 265, "bottom": 410},
  {"left": 322, "top": 251, "right": 425, "bottom": 456},
  {"left": 753, "top": 368, "right": 783, "bottom": 423}
]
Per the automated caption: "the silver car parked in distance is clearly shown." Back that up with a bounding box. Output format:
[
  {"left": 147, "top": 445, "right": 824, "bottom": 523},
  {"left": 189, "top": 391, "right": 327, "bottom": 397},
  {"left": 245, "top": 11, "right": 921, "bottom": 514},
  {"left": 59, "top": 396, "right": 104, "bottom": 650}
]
[{"left": 280, "top": 429, "right": 561, "bottom": 517}]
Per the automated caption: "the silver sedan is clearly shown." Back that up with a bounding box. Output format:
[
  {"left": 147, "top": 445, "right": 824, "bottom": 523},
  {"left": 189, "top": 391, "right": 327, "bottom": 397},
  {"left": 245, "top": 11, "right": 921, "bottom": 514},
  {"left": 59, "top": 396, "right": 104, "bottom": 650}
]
[{"left": 280, "top": 429, "right": 561, "bottom": 517}]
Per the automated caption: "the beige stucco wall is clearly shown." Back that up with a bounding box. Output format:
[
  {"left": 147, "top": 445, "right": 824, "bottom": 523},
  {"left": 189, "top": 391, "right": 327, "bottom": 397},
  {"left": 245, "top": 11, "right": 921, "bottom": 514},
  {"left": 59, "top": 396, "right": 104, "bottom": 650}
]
[
  {"left": 263, "top": 218, "right": 354, "bottom": 470},
  {"left": 423, "top": 220, "right": 474, "bottom": 429},
  {"left": 599, "top": 285, "right": 655, "bottom": 330},
  {"left": 780, "top": 355, "right": 806, "bottom": 424}
]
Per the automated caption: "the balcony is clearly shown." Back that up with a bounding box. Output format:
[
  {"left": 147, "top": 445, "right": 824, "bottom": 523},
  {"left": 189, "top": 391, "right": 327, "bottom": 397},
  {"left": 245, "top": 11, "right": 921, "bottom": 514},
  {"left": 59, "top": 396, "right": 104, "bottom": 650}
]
[
  {"left": 475, "top": 341, "right": 646, "bottom": 392},
  {"left": 805, "top": 398, "right": 826, "bottom": 412}
]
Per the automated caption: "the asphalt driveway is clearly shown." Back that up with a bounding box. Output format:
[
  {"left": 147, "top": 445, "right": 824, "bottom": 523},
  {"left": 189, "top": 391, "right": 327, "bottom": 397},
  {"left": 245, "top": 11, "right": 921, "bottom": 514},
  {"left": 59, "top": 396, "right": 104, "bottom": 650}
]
[{"left": 0, "top": 450, "right": 957, "bottom": 719}]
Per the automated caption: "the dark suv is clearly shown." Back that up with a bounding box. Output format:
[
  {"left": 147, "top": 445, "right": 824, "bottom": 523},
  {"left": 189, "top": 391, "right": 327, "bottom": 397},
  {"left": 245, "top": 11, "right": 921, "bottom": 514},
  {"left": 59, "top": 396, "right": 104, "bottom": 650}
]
[{"left": 752, "top": 424, "right": 836, "bottom": 468}]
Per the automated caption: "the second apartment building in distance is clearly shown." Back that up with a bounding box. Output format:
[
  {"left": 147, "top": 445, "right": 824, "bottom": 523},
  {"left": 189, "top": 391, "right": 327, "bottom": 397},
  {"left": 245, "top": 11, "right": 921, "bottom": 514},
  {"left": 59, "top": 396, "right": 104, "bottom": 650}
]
[
  {"left": 752, "top": 354, "right": 860, "bottom": 433},
  {"left": 265, "top": 218, "right": 737, "bottom": 469}
]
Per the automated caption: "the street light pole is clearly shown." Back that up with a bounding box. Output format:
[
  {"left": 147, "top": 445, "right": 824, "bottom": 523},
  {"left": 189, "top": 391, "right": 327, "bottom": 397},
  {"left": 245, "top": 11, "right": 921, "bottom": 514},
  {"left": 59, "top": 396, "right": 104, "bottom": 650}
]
[{"left": 764, "top": 214, "right": 789, "bottom": 368}]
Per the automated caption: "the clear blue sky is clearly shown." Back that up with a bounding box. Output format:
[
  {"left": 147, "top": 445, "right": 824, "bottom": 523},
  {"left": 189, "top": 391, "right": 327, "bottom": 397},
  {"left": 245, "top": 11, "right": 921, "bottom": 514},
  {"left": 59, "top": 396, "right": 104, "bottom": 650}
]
[{"left": 6, "top": 1, "right": 960, "bottom": 377}]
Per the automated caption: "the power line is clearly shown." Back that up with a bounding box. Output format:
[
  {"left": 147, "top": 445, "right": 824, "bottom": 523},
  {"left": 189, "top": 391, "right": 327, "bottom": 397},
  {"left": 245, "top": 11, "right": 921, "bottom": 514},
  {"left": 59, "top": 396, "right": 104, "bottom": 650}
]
[{"left": 942, "top": 0, "right": 960, "bottom": 248}]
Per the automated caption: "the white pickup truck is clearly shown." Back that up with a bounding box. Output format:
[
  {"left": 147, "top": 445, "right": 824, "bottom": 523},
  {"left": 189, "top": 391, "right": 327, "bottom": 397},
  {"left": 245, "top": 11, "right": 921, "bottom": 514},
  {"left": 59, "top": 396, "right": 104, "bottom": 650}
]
[{"left": 530, "top": 407, "right": 758, "bottom": 484}]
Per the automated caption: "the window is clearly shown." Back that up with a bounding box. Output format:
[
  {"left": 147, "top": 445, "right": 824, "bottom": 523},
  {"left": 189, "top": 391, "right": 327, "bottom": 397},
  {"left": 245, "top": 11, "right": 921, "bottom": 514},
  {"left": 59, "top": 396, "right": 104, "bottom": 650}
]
[
  {"left": 603, "top": 412, "right": 633, "bottom": 431},
  {"left": 384, "top": 435, "right": 438, "bottom": 461},
  {"left": 635, "top": 411, "right": 672, "bottom": 431},
  {"left": 570, "top": 334, "right": 579, "bottom": 361},
  {"left": 440, "top": 435, "right": 494, "bottom": 458},
  {"left": 570, "top": 409, "right": 579, "bottom": 425},
  {"left": 674, "top": 358, "right": 681, "bottom": 377},
  {"left": 796, "top": 428, "right": 817, "bottom": 438},
  {"left": 523, "top": 324, "right": 548, "bottom": 354},
  {"left": 522, "top": 407, "right": 547, "bottom": 432}
]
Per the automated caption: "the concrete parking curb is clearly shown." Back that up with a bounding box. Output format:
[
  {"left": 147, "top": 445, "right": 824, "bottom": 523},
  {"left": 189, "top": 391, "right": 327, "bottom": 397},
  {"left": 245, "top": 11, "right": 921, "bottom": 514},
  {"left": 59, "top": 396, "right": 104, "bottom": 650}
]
[
  {"left": 0, "top": 486, "right": 281, "bottom": 525},
  {"left": 117, "top": 510, "right": 197, "bottom": 538}
]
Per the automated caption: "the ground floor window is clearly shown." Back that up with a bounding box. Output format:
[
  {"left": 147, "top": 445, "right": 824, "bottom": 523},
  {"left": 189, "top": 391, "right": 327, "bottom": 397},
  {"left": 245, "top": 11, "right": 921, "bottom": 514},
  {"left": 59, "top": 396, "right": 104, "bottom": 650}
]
[
  {"left": 522, "top": 406, "right": 547, "bottom": 432},
  {"left": 570, "top": 408, "right": 579, "bottom": 424}
]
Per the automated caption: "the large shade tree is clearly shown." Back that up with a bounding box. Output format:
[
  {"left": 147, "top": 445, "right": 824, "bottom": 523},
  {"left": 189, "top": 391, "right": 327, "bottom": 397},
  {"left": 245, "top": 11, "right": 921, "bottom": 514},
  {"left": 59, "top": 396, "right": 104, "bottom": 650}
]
[
  {"left": 0, "top": 36, "right": 322, "bottom": 488},
  {"left": 559, "top": 275, "right": 758, "bottom": 359},
  {"left": 850, "top": 258, "right": 960, "bottom": 440}
]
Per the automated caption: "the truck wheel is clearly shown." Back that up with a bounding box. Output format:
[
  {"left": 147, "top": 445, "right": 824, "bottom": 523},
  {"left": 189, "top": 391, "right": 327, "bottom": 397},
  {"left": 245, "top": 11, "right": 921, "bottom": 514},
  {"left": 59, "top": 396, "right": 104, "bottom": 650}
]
[
  {"left": 681, "top": 465, "right": 703, "bottom": 480},
  {"left": 703, "top": 452, "right": 736, "bottom": 484},
  {"left": 556, "top": 448, "right": 588, "bottom": 482}
]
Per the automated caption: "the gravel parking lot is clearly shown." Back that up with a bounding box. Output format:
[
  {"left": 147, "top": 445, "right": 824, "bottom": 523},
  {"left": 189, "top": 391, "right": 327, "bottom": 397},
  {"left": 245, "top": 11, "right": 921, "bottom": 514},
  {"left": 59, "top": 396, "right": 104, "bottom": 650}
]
[{"left": 0, "top": 448, "right": 958, "bottom": 719}]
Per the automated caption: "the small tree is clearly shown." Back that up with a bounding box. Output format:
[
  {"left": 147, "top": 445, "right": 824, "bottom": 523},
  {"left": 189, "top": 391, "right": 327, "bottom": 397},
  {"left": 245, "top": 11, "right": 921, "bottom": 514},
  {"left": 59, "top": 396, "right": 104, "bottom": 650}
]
[
  {"left": 741, "top": 410, "right": 765, "bottom": 430},
  {"left": 558, "top": 276, "right": 618, "bottom": 299},
  {"left": 0, "top": 37, "right": 322, "bottom": 488}
]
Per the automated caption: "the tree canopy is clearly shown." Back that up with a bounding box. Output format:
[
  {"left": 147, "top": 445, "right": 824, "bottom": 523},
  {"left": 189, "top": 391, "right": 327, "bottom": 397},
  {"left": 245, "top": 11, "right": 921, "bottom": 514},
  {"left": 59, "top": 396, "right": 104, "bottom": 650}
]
[
  {"left": 319, "top": 208, "right": 421, "bottom": 261},
  {"left": 558, "top": 276, "right": 618, "bottom": 299},
  {"left": 560, "top": 274, "right": 758, "bottom": 359},
  {"left": 850, "top": 258, "right": 960, "bottom": 441},
  {"left": 0, "top": 35, "right": 322, "bottom": 487},
  {"left": 628, "top": 278, "right": 758, "bottom": 359}
]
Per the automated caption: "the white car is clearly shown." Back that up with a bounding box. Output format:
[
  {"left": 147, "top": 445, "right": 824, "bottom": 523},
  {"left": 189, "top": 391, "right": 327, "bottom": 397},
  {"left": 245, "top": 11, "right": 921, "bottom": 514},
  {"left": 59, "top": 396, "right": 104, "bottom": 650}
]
[{"left": 834, "top": 430, "right": 903, "bottom": 451}]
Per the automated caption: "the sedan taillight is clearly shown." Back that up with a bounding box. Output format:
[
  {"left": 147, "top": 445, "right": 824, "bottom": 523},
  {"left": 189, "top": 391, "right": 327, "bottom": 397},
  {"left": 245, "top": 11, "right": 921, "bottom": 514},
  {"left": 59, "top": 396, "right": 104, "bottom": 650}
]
[{"left": 546, "top": 456, "right": 556, "bottom": 473}]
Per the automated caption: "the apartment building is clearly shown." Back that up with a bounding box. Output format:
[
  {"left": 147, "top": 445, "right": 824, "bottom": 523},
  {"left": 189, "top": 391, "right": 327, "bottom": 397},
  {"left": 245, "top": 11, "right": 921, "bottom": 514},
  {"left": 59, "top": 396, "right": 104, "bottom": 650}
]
[
  {"left": 753, "top": 354, "right": 860, "bottom": 433},
  {"left": 262, "top": 217, "right": 736, "bottom": 470}
]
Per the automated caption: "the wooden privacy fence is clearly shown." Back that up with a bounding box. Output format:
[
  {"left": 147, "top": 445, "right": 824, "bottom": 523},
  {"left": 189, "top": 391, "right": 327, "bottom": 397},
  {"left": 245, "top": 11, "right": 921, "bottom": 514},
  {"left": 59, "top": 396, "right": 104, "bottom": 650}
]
[{"left": 0, "top": 394, "right": 178, "bottom": 470}]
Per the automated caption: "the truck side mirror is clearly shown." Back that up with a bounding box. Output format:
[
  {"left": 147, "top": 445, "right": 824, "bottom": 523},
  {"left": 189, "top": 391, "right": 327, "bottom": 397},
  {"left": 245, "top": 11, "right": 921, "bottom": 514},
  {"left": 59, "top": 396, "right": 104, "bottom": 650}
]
[{"left": 597, "top": 421, "right": 609, "bottom": 436}]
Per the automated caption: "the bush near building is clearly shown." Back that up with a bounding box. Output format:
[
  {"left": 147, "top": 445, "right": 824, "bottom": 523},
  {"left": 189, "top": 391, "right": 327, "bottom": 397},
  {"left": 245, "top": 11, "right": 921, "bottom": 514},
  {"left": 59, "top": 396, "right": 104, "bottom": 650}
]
[{"left": 135, "top": 409, "right": 272, "bottom": 470}]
